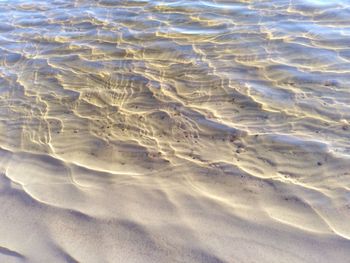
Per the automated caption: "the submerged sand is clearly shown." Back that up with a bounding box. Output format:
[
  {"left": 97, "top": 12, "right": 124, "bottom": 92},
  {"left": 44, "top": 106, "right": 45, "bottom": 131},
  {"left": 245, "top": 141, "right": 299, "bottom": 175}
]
[{"left": 1, "top": 0, "right": 350, "bottom": 262}]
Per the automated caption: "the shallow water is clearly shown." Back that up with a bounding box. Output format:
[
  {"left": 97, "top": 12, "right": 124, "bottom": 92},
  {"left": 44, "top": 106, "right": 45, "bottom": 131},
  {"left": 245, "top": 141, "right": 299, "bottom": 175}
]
[{"left": 1, "top": 0, "right": 350, "bottom": 262}]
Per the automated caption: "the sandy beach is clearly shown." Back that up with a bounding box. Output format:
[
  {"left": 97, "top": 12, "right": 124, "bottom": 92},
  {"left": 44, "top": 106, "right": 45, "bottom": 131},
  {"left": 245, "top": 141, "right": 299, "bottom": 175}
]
[{"left": 0, "top": 0, "right": 350, "bottom": 262}]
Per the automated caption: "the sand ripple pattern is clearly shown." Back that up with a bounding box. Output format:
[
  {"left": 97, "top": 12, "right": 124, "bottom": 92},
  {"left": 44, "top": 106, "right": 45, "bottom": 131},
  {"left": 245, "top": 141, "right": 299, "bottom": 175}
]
[{"left": 0, "top": 0, "right": 350, "bottom": 262}]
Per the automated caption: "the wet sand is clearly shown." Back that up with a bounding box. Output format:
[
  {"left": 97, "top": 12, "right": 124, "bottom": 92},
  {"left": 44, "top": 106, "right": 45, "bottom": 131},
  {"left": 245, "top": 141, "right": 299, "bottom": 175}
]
[{"left": 1, "top": 0, "right": 350, "bottom": 262}]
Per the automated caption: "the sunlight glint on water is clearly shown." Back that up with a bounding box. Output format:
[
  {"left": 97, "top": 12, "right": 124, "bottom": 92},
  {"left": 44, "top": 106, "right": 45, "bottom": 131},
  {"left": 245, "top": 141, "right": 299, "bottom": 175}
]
[{"left": 0, "top": 1, "right": 350, "bottom": 262}]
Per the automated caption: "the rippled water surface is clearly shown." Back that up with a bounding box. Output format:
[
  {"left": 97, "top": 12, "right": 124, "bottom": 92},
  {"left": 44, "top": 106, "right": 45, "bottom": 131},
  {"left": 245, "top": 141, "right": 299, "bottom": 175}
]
[{"left": 1, "top": 0, "right": 350, "bottom": 262}]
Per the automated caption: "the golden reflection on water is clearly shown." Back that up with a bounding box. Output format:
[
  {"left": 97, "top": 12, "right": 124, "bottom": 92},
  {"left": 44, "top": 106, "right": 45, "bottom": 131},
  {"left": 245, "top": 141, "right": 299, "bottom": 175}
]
[{"left": 0, "top": 0, "right": 350, "bottom": 262}]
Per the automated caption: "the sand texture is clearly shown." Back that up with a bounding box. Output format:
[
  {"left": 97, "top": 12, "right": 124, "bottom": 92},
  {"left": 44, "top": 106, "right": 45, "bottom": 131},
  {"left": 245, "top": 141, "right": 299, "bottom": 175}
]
[{"left": 1, "top": 0, "right": 350, "bottom": 262}]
